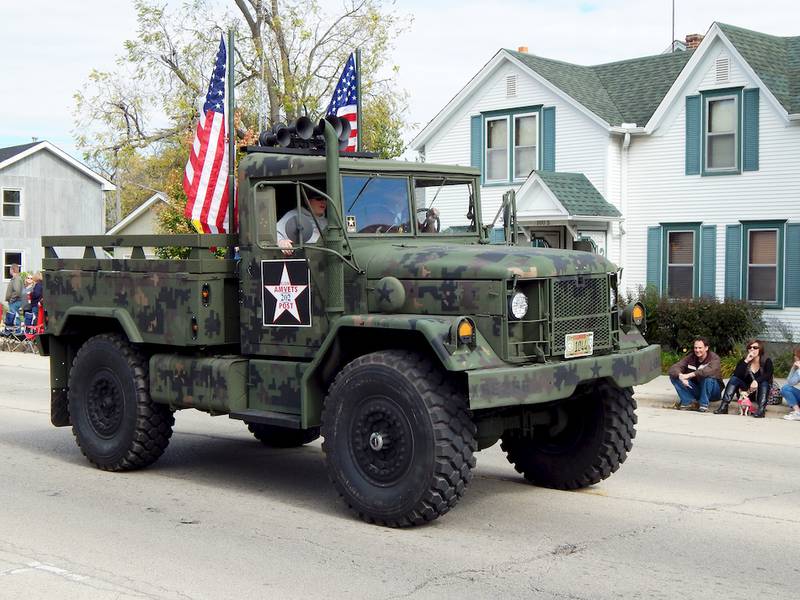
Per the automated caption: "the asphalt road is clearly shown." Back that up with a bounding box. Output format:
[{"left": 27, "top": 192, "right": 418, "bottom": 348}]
[{"left": 1, "top": 351, "right": 798, "bottom": 600}]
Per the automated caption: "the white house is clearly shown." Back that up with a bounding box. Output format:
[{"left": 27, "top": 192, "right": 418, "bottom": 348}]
[
  {"left": 106, "top": 192, "right": 168, "bottom": 258},
  {"left": 0, "top": 141, "right": 113, "bottom": 297},
  {"left": 410, "top": 23, "right": 800, "bottom": 338}
]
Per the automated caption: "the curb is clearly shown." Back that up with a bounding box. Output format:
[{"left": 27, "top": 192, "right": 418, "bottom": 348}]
[{"left": 633, "top": 390, "right": 792, "bottom": 419}]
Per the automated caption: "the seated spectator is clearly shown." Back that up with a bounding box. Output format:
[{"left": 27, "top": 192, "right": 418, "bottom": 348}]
[
  {"left": 668, "top": 337, "right": 723, "bottom": 412},
  {"left": 782, "top": 347, "right": 800, "bottom": 422},
  {"left": 715, "top": 339, "right": 774, "bottom": 418}
]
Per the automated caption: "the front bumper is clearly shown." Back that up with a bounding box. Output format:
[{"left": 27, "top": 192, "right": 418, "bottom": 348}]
[{"left": 467, "top": 343, "right": 661, "bottom": 410}]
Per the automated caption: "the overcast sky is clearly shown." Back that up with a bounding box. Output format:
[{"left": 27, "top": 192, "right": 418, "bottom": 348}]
[{"left": 0, "top": 0, "right": 796, "bottom": 161}]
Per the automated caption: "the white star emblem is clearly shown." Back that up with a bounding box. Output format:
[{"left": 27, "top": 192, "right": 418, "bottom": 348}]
[{"left": 265, "top": 264, "right": 307, "bottom": 323}]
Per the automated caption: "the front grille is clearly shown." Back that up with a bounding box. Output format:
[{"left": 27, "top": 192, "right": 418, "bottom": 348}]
[{"left": 551, "top": 276, "right": 612, "bottom": 355}]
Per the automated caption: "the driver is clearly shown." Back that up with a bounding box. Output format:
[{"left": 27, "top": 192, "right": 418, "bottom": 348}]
[
  {"left": 418, "top": 207, "right": 439, "bottom": 233},
  {"left": 277, "top": 195, "right": 328, "bottom": 255}
]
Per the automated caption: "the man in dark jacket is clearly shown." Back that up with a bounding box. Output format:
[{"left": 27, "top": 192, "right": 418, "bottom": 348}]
[{"left": 668, "top": 337, "right": 723, "bottom": 412}]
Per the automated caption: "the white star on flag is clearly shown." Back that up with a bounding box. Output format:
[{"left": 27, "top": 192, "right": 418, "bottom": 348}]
[{"left": 265, "top": 264, "right": 308, "bottom": 323}]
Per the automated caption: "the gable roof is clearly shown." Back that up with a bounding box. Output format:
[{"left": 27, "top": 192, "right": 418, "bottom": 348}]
[
  {"left": 0, "top": 141, "right": 40, "bottom": 164},
  {"left": 717, "top": 23, "right": 800, "bottom": 114},
  {"left": 507, "top": 50, "right": 693, "bottom": 127},
  {"left": 106, "top": 192, "right": 167, "bottom": 234},
  {"left": 530, "top": 171, "right": 621, "bottom": 218},
  {"left": 0, "top": 141, "right": 115, "bottom": 191}
]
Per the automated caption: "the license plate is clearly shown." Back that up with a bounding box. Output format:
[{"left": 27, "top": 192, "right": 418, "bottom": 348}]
[{"left": 564, "top": 332, "right": 594, "bottom": 358}]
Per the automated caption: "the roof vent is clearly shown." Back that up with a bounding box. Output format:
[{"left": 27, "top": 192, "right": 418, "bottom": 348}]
[
  {"left": 506, "top": 75, "right": 517, "bottom": 98},
  {"left": 715, "top": 57, "right": 730, "bottom": 83}
]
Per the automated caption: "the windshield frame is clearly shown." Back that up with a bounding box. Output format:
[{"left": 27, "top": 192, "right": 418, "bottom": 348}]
[
  {"left": 412, "top": 176, "right": 479, "bottom": 237},
  {"left": 341, "top": 173, "right": 415, "bottom": 237}
]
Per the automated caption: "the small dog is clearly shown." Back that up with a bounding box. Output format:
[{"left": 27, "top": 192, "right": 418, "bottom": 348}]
[{"left": 738, "top": 391, "right": 753, "bottom": 416}]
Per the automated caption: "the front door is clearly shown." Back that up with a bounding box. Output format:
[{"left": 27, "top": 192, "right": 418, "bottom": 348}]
[{"left": 238, "top": 181, "right": 330, "bottom": 358}]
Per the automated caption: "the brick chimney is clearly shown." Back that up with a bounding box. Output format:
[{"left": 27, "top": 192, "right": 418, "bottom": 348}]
[
  {"left": 685, "top": 33, "right": 704, "bottom": 50},
  {"left": 517, "top": 46, "right": 529, "bottom": 53}
]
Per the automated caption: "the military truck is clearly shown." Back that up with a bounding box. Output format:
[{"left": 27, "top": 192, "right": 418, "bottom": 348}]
[{"left": 41, "top": 120, "right": 660, "bottom": 527}]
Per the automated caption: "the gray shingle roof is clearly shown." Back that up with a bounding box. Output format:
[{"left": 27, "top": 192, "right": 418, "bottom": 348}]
[
  {"left": 507, "top": 50, "right": 692, "bottom": 126},
  {"left": 535, "top": 171, "right": 621, "bottom": 217},
  {"left": 717, "top": 23, "right": 800, "bottom": 114},
  {"left": 508, "top": 23, "right": 800, "bottom": 126},
  {"left": 0, "top": 141, "right": 42, "bottom": 165}
]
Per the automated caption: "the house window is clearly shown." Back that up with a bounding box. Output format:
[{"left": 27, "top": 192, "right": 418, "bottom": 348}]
[
  {"left": 747, "top": 229, "right": 777, "bottom": 302},
  {"left": 658, "top": 223, "right": 701, "bottom": 298},
  {"left": 706, "top": 96, "right": 737, "bottom": 170},
  {"left": 513, "top": 114, "right": 537, "bottom": 180},
  {"left": 3, "top": 251, "right": 23, "bottom": 280},
  {"left": 485, "top": 118, "right": 508, "bottom": 181},
  {"left": 2, "top": 189, "right": 22, "bottom": 218},
  {"left": 666, "top": 230, "right": 695, "bottom": 298},
  {"left": 481, "top": 106, "right": 543, "bottom": 184}
]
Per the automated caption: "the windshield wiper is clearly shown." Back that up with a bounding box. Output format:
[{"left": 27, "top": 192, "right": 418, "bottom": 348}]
[{"left": 347, "top": 176, "right": 376, "bottom": 212}]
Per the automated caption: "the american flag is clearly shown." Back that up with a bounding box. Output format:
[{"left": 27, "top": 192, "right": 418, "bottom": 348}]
[
  {"left": 325, "top": 53, "right": 358, "bottom": 152},
  {"left": 183, "top": 37, "right": 230, "bottom": 234}
]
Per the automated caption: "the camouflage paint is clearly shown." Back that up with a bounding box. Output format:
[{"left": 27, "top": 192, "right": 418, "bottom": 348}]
[
  {"left": 467, "top": 343, "right": 662, "bottom": 410},
  {"left": 149, "top": 354, "right": 248, "bottom": 413}
]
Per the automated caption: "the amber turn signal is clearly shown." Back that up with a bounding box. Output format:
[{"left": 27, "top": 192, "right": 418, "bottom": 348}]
[
  {"left": 631, "top": 303, "right": 645, "bottom": 326},
  {"left": 456, "top": 318, "right": 476, "bottom": 347}
]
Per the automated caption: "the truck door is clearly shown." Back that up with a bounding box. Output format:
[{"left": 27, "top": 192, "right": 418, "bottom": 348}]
[{"left": 238, "top": 181, "right": 330, "bottom": 358}]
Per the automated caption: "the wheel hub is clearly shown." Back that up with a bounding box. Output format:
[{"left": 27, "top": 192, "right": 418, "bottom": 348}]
[
  {"left": 369, "top": 432, "right": 386, "bottom": 451},
  {"left": 351, "top": 397, "right": 413, "bottom": 485},
  {"left": 86, "top": 371, "right": 124, "bottom": 438}
]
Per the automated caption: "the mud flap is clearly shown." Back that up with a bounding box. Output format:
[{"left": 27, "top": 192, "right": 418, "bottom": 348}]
[{"left": 51, "top": 388, "right": 70, "bottom": 427}]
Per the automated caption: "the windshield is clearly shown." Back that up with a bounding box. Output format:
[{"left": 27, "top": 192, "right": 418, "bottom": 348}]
[
  {"left": 342, "top": 175, "right": 412, "bottom": 234},
  {"left": 413, "top": 177, "right": 477, "bottom": 235}
]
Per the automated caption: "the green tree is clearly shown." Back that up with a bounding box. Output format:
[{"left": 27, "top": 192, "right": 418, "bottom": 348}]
[{"left": 74, "top": 0, "right": 411, "bottom": 228}]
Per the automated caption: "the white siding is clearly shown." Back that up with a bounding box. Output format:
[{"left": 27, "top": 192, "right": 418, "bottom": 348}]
[
  {"left": 423, "top": 60, "right": 610, "bottom": 227},
  {"left": 1, "top": 150, "right": 105, "bottom": 297},
  {"left": 624, "top": 37, "right": 800, "bottom": 337}
]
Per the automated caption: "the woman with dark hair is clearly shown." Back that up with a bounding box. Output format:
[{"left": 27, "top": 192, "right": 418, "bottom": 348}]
[{"left": 714, "top": 339, "right": 774, "bottom": 418}]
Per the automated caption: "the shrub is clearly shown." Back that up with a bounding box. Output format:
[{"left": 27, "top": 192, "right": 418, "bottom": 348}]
[
  {"left": 627, "top": 286, "right": 764, "bottom": 356},
  {"left": 720, "top": 353, "right": 739, "bottom": 378},
  {"left": 660, "top": 350, "right": 683, "bottom": 375}
]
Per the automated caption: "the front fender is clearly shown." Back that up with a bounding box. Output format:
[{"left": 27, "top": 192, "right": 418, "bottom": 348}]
[{"left": 325, "top": 314, "right": 506, "bottom": 372}]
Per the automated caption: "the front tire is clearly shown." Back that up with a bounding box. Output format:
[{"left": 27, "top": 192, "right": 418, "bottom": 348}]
[
  {"left": 321, "top": 350, "right": 476, "bottom": 527},
  {"left": 501, "top": 380, "right": 636, "bottom": 490},
  {"left": 68, "top": 334, "right": 174, "bottom": 471}
]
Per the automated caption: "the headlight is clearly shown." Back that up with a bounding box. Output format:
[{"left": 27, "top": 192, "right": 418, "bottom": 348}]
[{"left": 509, "top": 291, "right": 529, "bottom": 320}]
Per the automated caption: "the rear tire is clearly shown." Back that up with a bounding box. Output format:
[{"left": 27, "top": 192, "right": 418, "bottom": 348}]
[
  {"left": 246, "top": 423, "right": 319, "bottom": 448},
  {"left": 321, "top": 350, "right": 476, "bottom": 527},
  {"left": 68, "top": 334, "right": 174, "bottom": 471},
  {"left": 501, "top": 380, "right": 636, "bottom": 490}
]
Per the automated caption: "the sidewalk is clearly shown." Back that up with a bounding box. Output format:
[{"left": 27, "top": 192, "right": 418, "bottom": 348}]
[{"left": 634, "top": 375, "right": 792, "bottom": 419}]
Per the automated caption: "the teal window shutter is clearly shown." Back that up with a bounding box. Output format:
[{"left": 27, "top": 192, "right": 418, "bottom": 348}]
[
  {"left": 700, "top": 225, "right": 717, "bottom": 297},
  {"left": 743, "top": 88, "right": 759, "bottom": 172},
  {"left": 724, "top": 224, "right": 742, "bottom": 299},
  {"left": 470, "top": 115, "right": 482, "bottom": 171},
  {"left": 785, "top": 223, "right": 800, "bottom": 307},
  {"left": 685, "top": 95, "right": 701, "bottom": 175},
  {"left": 541, "top": 106, "right": 555, "bottom": 171},
  {"left": 646, "top": 226, "right": 662, "bottom": 293}
]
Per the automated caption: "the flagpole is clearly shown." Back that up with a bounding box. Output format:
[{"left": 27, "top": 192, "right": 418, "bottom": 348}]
[
  {"left": 355, "top": 47, "right": 362, "bottom": 152},
  {"left": 227, "top": 29, "right": 236, "bottom": 251}
]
